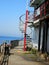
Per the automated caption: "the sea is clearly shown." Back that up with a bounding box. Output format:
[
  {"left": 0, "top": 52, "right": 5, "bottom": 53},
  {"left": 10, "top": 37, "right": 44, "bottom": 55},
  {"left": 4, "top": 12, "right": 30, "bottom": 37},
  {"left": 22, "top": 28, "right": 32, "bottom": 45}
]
[{"left": 0, "top": 36, "right": 23, "bottom": 44}]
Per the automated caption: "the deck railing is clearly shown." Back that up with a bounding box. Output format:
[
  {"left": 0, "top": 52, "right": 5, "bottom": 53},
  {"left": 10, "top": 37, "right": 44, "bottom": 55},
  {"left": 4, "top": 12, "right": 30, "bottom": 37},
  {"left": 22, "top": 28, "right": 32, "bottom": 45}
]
[{"left": 33, "top": 0, "right": 49, "bottom": 21}]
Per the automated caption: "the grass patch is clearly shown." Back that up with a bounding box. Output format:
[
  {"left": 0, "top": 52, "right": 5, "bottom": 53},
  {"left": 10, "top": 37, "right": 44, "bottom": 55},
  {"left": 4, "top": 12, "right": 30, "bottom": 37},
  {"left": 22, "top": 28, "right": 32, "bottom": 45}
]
[{"left": 24, "top": 51, "right": 32, "bottom": 54}]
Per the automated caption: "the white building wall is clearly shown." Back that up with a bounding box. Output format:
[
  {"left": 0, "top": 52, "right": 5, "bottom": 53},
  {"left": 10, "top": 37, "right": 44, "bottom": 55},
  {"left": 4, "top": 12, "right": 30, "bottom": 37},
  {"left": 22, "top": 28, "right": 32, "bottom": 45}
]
[
  {"left": 32, "top": 26, "right": 43, "bottom": 49},
  {"left": 39, "top": 26, "right": 49, "bottom": 52},
  {"left": 32, "top": 26, "right": 49, "bottom": 53},
  {"left": 19, "top": 40, "right": 24, "bottom": 46},
  {"left": 32, "top": 27, "right": 39, "bottom": 49},
  {"left": 40, "top": 27, "right": 49, "bottom": 53}
]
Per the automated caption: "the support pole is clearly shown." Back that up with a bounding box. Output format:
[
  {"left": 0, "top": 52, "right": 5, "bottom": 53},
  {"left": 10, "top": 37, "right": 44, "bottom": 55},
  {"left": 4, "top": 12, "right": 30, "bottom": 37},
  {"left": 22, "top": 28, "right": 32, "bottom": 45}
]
[
  {"left": 42, "top": 21, "right": 45, "bottom": 53},
  {"left": 24, "top": 10, "right": 28, "bottom": 51},
  {"left": 38, "top": 21, "right": 41, "bottom": 51},
  {"left": 44, "top": 20, "right": 48, "bottom": 53},
  {"left": 42, "top": 20, "right": 48, "bottom": 53}
]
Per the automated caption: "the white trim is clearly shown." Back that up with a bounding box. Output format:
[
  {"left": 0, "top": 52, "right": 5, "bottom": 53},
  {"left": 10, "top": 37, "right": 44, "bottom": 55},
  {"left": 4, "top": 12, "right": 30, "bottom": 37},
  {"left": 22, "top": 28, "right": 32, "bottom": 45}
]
[
  {"left": 34, "top": 19, "right": 40, "bottom": 24},
  {"left": 30, "top": 0, "right": 35, "bottom": 5}
]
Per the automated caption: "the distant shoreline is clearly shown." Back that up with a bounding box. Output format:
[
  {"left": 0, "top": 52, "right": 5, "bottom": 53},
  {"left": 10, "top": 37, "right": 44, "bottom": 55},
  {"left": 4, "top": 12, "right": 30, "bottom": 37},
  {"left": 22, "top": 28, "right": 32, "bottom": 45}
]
[{"left": 0, "top": 36, "right": 23, "bottom": 44}]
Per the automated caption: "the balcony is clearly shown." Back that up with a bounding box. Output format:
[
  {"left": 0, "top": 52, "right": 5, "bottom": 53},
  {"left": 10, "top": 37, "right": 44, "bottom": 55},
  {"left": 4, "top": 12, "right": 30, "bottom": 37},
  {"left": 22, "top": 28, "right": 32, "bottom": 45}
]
[
  {"left": 34, "top": 7, "right": 40, "bottom": 21},
  {"left": 40, "top": 0, "right": 49, "bottom": 20},
  {"left": 30, "top": 0, "right": 45, "bottom": 8},
  {"left": 33, "top": 0, "right": 49, "bottom": 21},
  {"left": 29, "top": 0, "right": 49, "bottom": 26},
  {"left": 30, "top": 0, "right": 35, "bottom": 6},
  {"left": 30, "top": 0, "right": 39, "bottom": 7}
]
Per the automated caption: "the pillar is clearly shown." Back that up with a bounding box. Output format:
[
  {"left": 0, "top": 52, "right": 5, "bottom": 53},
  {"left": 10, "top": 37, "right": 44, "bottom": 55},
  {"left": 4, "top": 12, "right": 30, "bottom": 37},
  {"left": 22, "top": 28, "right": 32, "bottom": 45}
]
[
  {"left": 42, "top": 19, "right": 48, "bottom": 53},
  {"left": 38, "top": 21, "right": 41, "bottom": 51}
]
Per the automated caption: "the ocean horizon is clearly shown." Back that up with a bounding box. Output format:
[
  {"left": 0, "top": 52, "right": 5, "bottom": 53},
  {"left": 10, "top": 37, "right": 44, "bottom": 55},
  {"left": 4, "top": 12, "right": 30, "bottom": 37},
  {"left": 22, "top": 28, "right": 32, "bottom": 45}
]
[{"left": 0, "top": 36, "right": 23, "bottom": 44}]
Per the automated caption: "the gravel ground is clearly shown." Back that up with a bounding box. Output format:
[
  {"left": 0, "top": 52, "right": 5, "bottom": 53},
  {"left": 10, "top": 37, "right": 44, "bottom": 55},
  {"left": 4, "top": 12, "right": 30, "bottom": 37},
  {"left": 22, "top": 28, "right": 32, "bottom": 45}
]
[{"left": 8, "top": 49, "right": 46, "bottom": 65}]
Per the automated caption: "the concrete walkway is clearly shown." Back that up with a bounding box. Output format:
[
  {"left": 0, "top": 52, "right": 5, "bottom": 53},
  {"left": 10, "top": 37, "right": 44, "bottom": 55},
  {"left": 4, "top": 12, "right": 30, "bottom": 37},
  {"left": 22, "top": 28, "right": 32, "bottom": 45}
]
[{"left": 8, "top": 49, "right": 46, "bottom": 65}]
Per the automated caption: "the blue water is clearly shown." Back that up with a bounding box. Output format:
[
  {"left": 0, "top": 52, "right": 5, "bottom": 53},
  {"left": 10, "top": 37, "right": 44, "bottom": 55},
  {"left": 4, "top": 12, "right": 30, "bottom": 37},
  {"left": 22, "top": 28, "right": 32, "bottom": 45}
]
[{"left": 0, "top": 36, "right": 23, "bottom": 44}]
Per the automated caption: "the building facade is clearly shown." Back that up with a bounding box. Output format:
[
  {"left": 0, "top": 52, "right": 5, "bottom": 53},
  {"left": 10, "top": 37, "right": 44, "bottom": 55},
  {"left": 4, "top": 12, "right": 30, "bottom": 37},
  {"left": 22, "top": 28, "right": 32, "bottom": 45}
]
[{"left": 30, "top": 0, "right": 49, "bottom": 53}]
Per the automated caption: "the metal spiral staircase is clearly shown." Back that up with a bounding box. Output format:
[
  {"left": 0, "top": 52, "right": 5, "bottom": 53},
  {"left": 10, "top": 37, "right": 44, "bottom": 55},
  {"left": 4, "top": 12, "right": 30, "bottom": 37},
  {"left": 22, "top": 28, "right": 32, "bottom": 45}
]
[{"left": 19, "top": 11, "right": 34, "bottom": 46}]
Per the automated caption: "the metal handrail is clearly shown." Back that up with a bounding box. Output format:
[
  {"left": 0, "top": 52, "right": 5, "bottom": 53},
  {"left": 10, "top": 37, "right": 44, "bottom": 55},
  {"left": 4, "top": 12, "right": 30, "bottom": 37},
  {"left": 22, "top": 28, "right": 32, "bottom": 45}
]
[{"left": 19, "top": 11, "right": 34, "bottom": 43}]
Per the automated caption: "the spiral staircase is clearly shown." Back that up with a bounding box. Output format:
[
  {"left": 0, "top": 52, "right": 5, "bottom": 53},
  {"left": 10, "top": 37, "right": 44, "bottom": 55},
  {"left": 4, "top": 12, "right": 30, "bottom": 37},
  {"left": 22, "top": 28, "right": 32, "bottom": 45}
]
[{"left": 19, "top": 11, "right": 34, "bottom": 47}]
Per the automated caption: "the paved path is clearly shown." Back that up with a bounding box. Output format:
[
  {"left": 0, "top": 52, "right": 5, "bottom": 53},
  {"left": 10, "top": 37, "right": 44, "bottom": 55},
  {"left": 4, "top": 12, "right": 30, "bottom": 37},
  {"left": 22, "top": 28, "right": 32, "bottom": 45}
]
[{"left": 8, "top": 49, "right": 46, "bottom": 65}]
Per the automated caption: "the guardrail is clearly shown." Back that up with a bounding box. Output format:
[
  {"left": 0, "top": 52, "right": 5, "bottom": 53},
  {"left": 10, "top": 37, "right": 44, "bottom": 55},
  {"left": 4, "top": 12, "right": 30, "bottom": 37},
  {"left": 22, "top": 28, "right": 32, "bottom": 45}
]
[
  {"left": 0, "top": 54, "right": 9, "bottom": 65},
  {"left": 0, "top": 54, "right": 4, "bottom": 65},
  {"left": 0, "top": 43, "right": 10, "bottom": 65}
]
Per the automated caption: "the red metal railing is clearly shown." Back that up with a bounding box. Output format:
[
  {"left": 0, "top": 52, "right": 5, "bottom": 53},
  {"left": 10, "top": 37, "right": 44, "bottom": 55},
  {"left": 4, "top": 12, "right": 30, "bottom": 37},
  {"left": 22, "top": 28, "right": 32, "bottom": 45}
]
[
  {"left": 33, "top": 0, "right": 49, "bottom": 21},
  {"left": 45, "top": 0, "right": 49, "bottom": 15},
  {"left": 24, "top": 10, "right": 28, "bottom": 51}
]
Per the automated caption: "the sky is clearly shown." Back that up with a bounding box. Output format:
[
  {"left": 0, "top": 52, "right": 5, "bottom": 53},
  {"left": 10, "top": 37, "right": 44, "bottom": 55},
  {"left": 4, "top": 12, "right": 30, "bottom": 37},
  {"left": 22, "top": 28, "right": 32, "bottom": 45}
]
[{"left": 0, "top": 0, "right": 34, "bottom": 38}]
